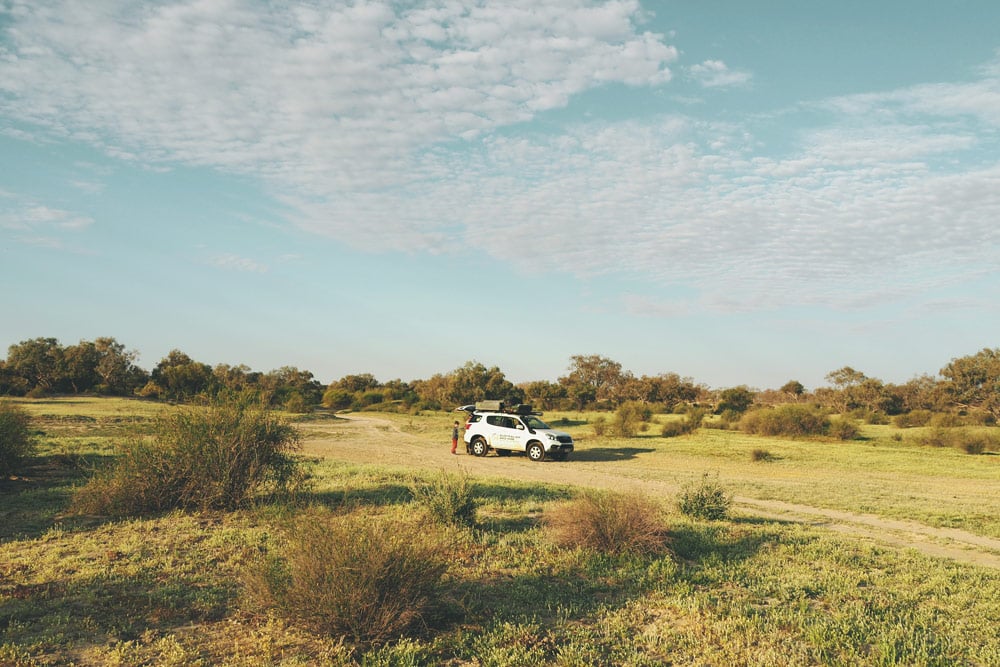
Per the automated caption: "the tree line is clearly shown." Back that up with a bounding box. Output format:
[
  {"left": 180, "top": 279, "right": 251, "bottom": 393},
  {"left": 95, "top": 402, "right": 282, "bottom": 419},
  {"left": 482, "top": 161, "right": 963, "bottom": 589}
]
[{"left": 2, "top": 338, "right": 999, "bottom": 421}]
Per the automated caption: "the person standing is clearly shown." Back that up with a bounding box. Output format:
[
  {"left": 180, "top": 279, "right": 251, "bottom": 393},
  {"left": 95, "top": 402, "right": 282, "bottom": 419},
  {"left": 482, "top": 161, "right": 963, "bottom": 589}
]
[{"left": 451, "top": 421, "right": 460, "bottom": 454}]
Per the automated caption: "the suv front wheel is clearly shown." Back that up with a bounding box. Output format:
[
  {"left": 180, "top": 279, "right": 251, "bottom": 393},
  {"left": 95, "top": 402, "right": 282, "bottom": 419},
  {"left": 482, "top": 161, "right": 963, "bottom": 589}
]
[
  {"left": 470, "top": 437, "right": 489, "bottom": 457},
  {"left": 526, "top": 442, "right": 545, "bottom": 462}
]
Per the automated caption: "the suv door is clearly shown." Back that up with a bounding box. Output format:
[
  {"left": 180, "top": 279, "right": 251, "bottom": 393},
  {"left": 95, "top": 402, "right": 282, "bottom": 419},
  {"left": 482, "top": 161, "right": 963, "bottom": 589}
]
[{"left": 486, "top": 415, "right": 522, "bottom": 450}]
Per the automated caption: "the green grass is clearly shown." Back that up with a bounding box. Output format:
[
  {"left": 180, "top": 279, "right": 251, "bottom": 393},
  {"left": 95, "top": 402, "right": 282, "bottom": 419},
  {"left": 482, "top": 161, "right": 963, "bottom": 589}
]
[{"left": 1, "top": 399, "right": 999, "bottom": 664}]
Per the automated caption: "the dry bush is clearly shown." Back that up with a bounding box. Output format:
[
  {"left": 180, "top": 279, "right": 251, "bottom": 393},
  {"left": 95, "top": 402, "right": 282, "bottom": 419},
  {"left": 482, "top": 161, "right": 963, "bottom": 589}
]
[
  {"left": 73, "top": 393, "right": 302, "bottom": 516},
  {"left": 545, "top": 490, "right": 669, "bottom": 557},
  {"left": 245, "top": 510, "right": 453, "bottom": 647}
]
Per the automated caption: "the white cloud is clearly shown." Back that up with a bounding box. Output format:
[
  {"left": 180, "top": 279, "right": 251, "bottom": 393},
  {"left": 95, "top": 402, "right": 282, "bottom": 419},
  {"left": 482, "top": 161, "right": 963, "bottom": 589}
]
[
  {"left": 688, "top": 59, "right": 752, "bottom": 88},
  {"left": 0, "top": 202, "right": 94, "bottom": 232},
  {"left": 208, "top": 253, "right": 268, "bottom": 273},
  {"left": 1, "top": 1, "right": 998, "bottom": 315}
]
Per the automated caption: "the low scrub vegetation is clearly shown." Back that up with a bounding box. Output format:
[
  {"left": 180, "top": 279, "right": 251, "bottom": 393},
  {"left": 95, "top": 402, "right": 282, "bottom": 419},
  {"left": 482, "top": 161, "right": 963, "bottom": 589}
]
[
  {"left": 661, "top": 408, "right": 706, "bottom": 437},
  {"left": 677, "top": 474, "right": 732, "bottom": 520},
  {"left": 409, "top": 471, "right": 477, "bottom": 527},
  {"left": 740, "top": 404, "right": 829, "bottom": 437},
  {"left": 740, "top": 404, "right": 859, "bottom": 440},
  {"left": 244, "top": 510, "right": 453, "bottom": 647},
  {"left": 0, "top": 401, "right": 34, "bottom": 476},
  {"left": 545, "top": 490, "right": 670, "bottom": 556},
  {"left": 919, "top": 427, "right": 1000, "bottom": 454},
  {"left": 72, "top": 393, "right": 302, "bottom": 516},
  {"left": 5, "top": 398, "right": 1000, "bottom": 665}
]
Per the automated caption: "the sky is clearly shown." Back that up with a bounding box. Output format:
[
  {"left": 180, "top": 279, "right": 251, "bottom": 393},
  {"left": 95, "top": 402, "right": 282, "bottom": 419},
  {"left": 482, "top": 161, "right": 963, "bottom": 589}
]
[{"left": 2, "top": 0, "right": 999, "bottom": 391}]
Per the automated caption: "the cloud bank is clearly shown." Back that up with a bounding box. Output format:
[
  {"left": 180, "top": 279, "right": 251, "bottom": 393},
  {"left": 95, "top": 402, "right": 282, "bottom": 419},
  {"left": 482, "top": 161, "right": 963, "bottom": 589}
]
[{"left": 2, "top": 0, "right": 998, "bottom": 313}]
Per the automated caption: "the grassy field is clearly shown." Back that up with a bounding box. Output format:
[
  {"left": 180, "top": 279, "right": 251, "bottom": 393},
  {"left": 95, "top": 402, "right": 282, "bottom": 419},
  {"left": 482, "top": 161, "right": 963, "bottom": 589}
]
[{"left": 1, "top": 397, "right": 999, "bottom": 665}]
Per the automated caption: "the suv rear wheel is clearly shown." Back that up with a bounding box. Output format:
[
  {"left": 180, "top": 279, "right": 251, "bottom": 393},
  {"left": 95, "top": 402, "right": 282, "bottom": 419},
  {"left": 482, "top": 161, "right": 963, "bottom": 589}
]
[
  {"left": 526, "top": 442, "right": 545, "bottom": 462},
  {"left": 470, "top": 437, "right": 489, "bottom": 457}
]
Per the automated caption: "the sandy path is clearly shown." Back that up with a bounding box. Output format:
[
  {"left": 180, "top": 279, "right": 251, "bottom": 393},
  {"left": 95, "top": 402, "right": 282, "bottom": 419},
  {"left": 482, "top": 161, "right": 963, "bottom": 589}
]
[{"left": 298, "top": 414, "right": 1000, "bottom": 570}]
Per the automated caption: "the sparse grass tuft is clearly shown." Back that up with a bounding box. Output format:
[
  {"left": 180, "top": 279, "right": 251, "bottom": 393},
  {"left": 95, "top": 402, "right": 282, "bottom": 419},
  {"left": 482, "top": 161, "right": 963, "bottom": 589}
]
[
  {"left": 410, "top": 471, "right": 477, "bottom": 527},
  {"left": 544, "top": 490, "right": 670, "bottom": 556},
  {"left": 244, "top": 509, "right": 453, "bottom": 647},
  {"left": 678, "top": 474, "right": 732, "bottom": 520}
]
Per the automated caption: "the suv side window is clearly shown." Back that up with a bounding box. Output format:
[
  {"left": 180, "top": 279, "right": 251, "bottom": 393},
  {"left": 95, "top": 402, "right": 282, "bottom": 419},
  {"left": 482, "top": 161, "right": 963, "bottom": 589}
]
[
  {"left": 486, "top": 415, "right": 503, "bottom": 426},
  {"left": 468, "top": 414, "right": 482, "bottom": 424}
]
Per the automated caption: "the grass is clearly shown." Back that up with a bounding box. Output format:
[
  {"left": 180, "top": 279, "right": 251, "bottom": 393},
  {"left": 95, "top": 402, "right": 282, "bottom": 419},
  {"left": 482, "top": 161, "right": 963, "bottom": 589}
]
[{"left": 1, "top": 398, "right": 999, "bottom": 664}]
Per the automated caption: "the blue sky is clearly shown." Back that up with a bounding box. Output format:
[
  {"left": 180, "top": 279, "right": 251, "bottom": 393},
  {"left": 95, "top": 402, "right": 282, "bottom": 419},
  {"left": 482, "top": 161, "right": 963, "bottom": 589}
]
[{"left": 2, "top": 1, "right": 999, "bottom": 390}]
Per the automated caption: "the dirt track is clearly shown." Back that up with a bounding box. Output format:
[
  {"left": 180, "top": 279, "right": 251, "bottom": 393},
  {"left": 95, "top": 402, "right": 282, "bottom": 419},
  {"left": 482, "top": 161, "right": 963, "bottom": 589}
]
[{"left": 299, "top": 414, "right": 1000, "bottom": 571}]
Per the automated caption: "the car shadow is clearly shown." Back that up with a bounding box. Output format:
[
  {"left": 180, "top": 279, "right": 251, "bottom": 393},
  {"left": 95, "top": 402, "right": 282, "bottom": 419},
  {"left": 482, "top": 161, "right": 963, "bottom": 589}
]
[{"left": 571, "top": 447, "right": 656, "bottom": 462}]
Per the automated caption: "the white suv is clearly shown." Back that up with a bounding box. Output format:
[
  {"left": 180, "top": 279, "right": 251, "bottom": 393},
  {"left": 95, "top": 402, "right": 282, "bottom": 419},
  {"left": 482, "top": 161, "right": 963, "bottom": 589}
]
[{"left": 461, "top": 403, "right": 574, "bottom": 461}]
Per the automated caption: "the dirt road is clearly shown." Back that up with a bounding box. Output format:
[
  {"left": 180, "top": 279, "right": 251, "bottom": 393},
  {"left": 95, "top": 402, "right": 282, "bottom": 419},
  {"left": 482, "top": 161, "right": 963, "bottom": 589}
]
[{"left": 299, "top": 414, "right": 1000, "bottom": 570}]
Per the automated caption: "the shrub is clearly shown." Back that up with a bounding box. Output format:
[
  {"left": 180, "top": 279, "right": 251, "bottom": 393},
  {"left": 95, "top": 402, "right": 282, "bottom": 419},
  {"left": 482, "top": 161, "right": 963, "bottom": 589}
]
[
  {"left": 660, "top": 409, "right": 705, "bottom": 438},
  {"left": 740, "top": 404, "right": 830, "bottom": 437},
  {"left": 245, "top": 511, "right": 452, "bottom": 646},
  {"left": 895, "top": 410, "right": 933, "bottom": 428},
  {"left": 592, "top": 415, "right": 607, "bottom": 436},
  {"left": 678, "top": 474, "right": 731, "bottom": 521},
  {"left": 750, "top": 448, "right": 773, "bottom": 462},
  {"left": 73, "top": 393, "right": 302, "bottom": 516},
  {"left": 283, "top": 392, "right": 313, "bottom": 414},
  {"left": 410, "top": 471, "right": 477, "bottom": 527},
  {"left": 866, "top": 411, "right": 890, "bottom": 425},
  {"left": 0, "top": 401, "right": 34, "bottom": 476},
  {"left": 614, "top": 402, "right": 647, "bottom": 438},
  {"left": 829, "top": 417, "right": 860, "bottom": 440},
  {"left": 918, "top": 428, "right": 1000, "bottom": 455},
  {"left": 545, "top": 490, "right": 669, "bottom": 557},
  {"left": 928, "top": 412, "right": 963, "bottom": 428}
]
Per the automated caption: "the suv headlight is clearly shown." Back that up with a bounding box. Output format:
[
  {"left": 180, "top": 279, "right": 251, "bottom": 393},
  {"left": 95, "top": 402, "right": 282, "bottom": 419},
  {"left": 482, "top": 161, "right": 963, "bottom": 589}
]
[{"left": 545, "top": 433, "right": 559, "bottom": 441}]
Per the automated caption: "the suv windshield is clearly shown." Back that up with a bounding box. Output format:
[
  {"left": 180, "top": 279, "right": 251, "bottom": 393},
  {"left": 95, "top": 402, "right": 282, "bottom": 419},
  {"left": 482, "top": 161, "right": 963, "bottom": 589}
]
[{"left": 521, "top": 415, "right": 550, "bottom": 430}]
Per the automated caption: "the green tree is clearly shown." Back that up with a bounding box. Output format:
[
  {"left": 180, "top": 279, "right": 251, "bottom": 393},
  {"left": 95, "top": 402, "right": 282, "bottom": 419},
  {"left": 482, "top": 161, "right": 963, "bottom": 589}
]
[
  {"left": 261, "top": 366, "right": 323, "bottom": 409},
  {"left": 62, "top": 340, "right": 100, "bottom": 393},
  {"left": 520, "top": 380, "right": 568, "bottom": 410},
  {"left": 411, "top": 373, "right": 449, "bottom": 408},
  {"left": 780, "top": 380, "right": 805, "bottom": 396},
  {"left": 446, "top": 361, "right": 524, "bottom": 405},
  {"left": 151, "top": 350, "right": 214, "bottom": 402},
  {"left": 93, "top": 337, "right": 145, "bottom": 394},
  {"left": 823, "top": 366, "right": 868, "bottom": 412},
  {"left": 560, "top": 354, "right": 625, "bottom": 404},
  {"left": 213, "top": 363, "right": 259, "bottom": 394},
  {"left": 6, "top": 338, "right": 65, "bottom": 394},
  {"left": 716, "top": 386, "right": 755, "bottom": 415},
  {"left": 332, "top": 373, "right": 380, "bottom": 393},
  {"left": 940, "top": 348, "right": 1000, "bottom": 420},
  {"left": 896, "top": 374, "right": 947, "bottom": 412},
  {"left": 638, "top": 372, "right": 699, "bottom": 407}
]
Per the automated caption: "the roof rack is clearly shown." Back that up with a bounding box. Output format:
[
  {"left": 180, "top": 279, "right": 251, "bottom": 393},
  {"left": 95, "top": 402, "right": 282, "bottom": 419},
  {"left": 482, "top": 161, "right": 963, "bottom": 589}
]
[{"left": 464, "top": 401, "right": 540, "bottom": 415}]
